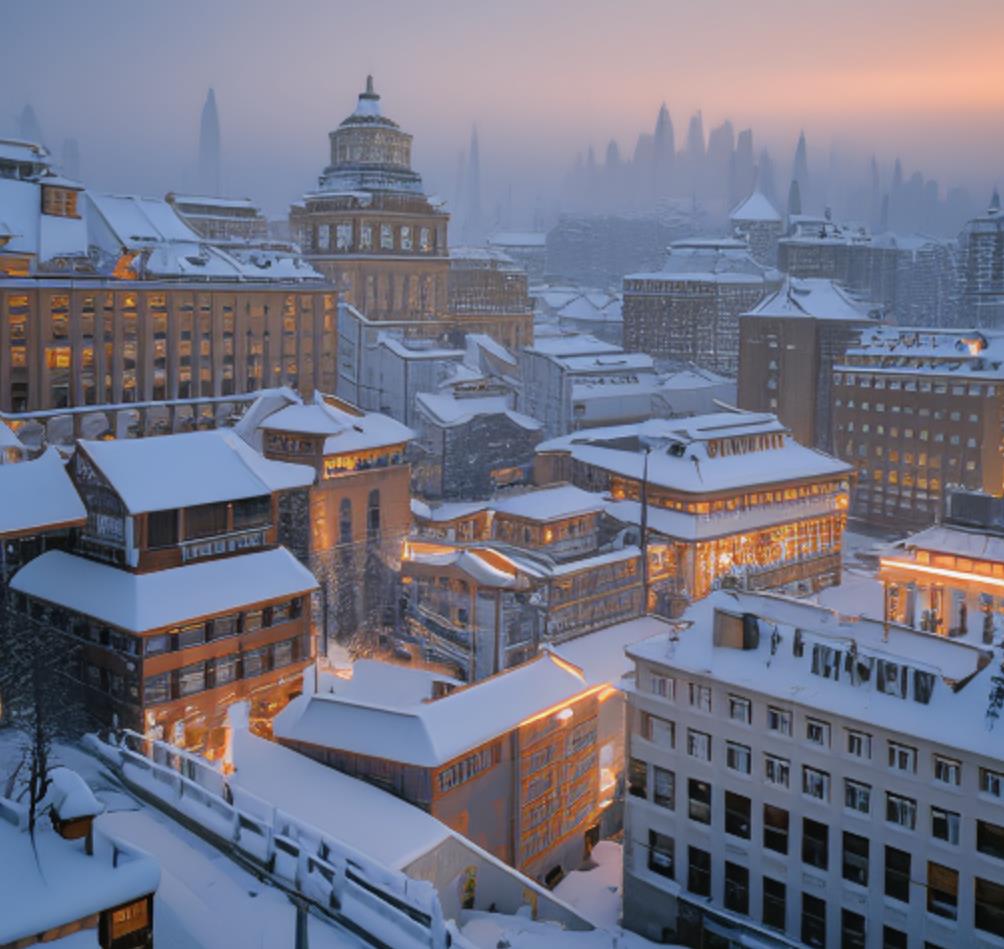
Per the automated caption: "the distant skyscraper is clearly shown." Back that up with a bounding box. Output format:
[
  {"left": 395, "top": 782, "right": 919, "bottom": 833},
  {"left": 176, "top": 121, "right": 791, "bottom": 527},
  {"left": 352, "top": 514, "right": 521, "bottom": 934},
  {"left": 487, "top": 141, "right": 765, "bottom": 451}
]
[
  {"left": 787, "top": 178, "right": 802, "bottom": 217},
  {"left": 791, "top": 131, "right": 809, "bottom": 208},
  {"left": 757, "top": 148, "right": 778, "bottom": 207},
  {"left": 653, "top": 103, "right": 675, "bottom": 196},
  {"left": 17, "top": 104, "right": 44, "bottom": 147},
  {"left": 730, "top": 128, "right": 755, "bottom": 206},
  {"left": 198, "top": 88, "right": 221, "bottom": 196},
  {"left": 463, "top": 124, "right": 482, "bottom": 241}
]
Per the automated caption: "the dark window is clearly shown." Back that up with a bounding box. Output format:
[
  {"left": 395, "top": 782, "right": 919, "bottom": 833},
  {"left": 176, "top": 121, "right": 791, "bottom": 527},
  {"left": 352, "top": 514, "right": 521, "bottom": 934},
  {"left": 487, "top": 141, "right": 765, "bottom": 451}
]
[
  {"left": 882, "top": 927, "right": 907, "bottom": 949},
  {"left": 178, "top": 662, "right": 205, "bottom": 697},
  {"left": 764, "top": 804, "right": 789, "bottom": 854},
  {"left": 143, "top": 673, "right": 169, "bottom": 705},
  {"left": 977, "top": 819, "right": 1004, "bottom": 861},
  {"left": 367, "top": 489, "right": 380, "bottom": 540},
  {"left": 272, "top": 638, "right": 294, "bottom": 669},
  {"left": 242, "top": 646, "right": 269, "bottom": 678},
  {"left": 176, "top": 623, "right": 205, "bottom": 649},
  {"left": 185, "top": 501, "right": 228, "bottom": 539},
  {"left": 210, "top": 614, "right": 239, "bottom": 640},
  {"left": 339, "top": 498, "right": 352, "bottom": 545},
  {"left": 687, "top": 846, "right": 711, "bottom": 896},
  {"left": 802, "top": 818, "right": 828, "bottom": 870},
  {"left": 144, "top": 634, "right": 169, "bottom": 656},
  {"left": 724, "top": 861, "right": 749, "bottom": 915},
  {"left": 271, "top": 601, "right": 292, "bottom": 625},
  {"left": 884, "top": 846, "right": 910, "bottom": 903},
  {"left": 688, "top": 778, "right": 711, "bottom": 824},
  {"left": 762, "top": 877, "right": 785, "bottom": 931},
  {"left": 647, "top": 830, "right": 674, "bottom": 879},
  {"left": 627, "top": 758, "right": 647, "bottom": 798},
  {"left": 243, "top": 609, "right": 264, "bottom": 633},
  {"left": 233, "top": 495, "right": 270, "bottom": 530},
  {"left": 842, "top": 831, "right": 869, "bottom": 886},
  {"left": 147, "top": 508, "right": 178, "bottom": 548},
  {"left": 975, "top": 877, "right": 1004, "bottom": 937},
  {"left": 841, "top": 909, "right": 866, "bottom": 949},
  {"left": 214, "top": 653, "right": 238, "bottom": 686},
  {"left": 801, "top": 892, "right": 826, "bottom": 948},
  {"left": 725, "top": 791, "right": 751, "bottom": 839},
  {"left": 926, "top": 862, "right": 957, "bottom": 920}
]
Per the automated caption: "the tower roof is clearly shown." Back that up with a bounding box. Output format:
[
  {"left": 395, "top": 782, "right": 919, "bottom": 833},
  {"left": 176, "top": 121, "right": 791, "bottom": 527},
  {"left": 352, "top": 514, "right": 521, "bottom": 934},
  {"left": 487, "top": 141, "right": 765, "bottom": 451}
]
[
  {"left": 340, "top": 75, "right": 399, "bottom": 129},
  {"left": 730, "top": 189, "right": 781, "bottom": 223}
]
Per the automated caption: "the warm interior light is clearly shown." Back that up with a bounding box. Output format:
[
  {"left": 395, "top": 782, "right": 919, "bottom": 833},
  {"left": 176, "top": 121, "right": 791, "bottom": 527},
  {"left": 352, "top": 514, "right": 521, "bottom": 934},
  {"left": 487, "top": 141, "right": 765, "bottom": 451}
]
[{"left": 880, "top": 558, "right": 1004, "bottom": 590}]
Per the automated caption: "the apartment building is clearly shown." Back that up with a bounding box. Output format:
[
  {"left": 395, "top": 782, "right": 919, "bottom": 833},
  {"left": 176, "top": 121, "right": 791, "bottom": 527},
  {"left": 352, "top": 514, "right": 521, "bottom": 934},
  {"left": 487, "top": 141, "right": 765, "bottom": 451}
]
[
  {"left": 274, "top": 652, "right": 612, "bottom": 886},
  {"left": 738, "top": 277, "right": 880, "bottom": 452},
  {"left": 535, "top": 412, "right": 853, "bottom": 612},
  {"left": 833, "top": 326, "right": 1004, "bottom": 529},
  {"left": 623, "top": 589, "right": 1004, "bottom": 948},
  {"left": 729, "top": 190, "right": 783, "bottom": 267},
  {"left": 8, "top": 429, "right": 318, "bottom": 756}
]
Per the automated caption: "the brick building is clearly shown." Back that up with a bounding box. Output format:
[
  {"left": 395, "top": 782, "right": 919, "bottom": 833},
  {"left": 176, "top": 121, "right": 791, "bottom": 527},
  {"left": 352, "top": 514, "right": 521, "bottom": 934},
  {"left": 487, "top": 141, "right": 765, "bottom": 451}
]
[
  {"left": 623, "top": 238, "right": 775, "bottom": 377},
  {"left": 738, "top": 277, "right": 880, "bottom": 452},
  {"left": 446, "top": 246, "right": 533, "bottom": 350},
  {"left": 832, "top": 326, "right": 1004, "bottom": 529}
]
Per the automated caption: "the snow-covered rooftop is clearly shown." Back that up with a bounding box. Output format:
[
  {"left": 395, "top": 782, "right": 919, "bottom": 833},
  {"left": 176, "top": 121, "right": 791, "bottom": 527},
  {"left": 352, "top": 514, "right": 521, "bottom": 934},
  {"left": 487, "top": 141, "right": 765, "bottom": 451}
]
[
  {"left": 0, "top": 447, "right": 86, "bottom": 537},
  {"left": 552, "top": 615, "right": 676, "bottom": 686},
  {"left": 626, "top": 236, "right": 773, "bottom": 284},
  {"left": 274, "top": 652, "right": 595, "bottom": 768},
  {"left": 743, "top": 276, "right": 879, "bottom": 322},
  {"left": 324, "top": 659, "right": 461, "bottom": 707},
  {"left": 410, "top": 498, "right": 490, "bottom": 523},
  {"left": 491, "top": 484, "right": 607, "bottom": 522},
  {"left": 839, "top": 326, "right": 1004, "bottom": 379},
  {"left": 524, "top": 334, "right": 622, "bottom": 358},
  {"left": 537, "top": 413, "right": 852, "bottom": 495},
  {"left": 557, "top": 352, "right": 654, "bottom": 374},
  {"left": 11, "top": 547, "right": 317, "bottom": 633},
  {"left": 78, "top": 429, "right": 313, "bottom": 514},
  {"left": 415, "top": 392, "right": 541, "bottom": 430},
  {"left": 729, "top": 189, "right": 782, "bottom": 223},
  {"left": 889, "top": 523, "right": 1004, "bottom": 565},
  {"left": 627, "top": 589, "right": 1001, "bottom": 759},
  {"left": 259, "top": 393, "right": 413, "bottom": 455},
  {"left": 0, "top": 789, "right": 160, "bottom": 945}
]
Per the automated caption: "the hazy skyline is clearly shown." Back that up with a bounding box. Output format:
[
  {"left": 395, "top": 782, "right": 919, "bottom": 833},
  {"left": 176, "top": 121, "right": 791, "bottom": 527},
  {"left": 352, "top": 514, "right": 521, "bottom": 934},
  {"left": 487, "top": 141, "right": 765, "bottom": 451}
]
[{"left": 3, "top": 0, "right": 1002, "bottom": 219}]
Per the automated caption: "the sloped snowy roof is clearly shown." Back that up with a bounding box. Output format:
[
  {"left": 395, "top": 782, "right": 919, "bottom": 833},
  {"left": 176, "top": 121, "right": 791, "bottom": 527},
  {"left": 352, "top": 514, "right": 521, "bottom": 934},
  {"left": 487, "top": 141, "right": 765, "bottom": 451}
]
[
  {"left": 410, "top": 498, "right": 489, "bottom": 522},
  {"left": 259, "top": 394, "right": 414, "bottom": 454},
  {"left": 628, "top": 589, "right": 1000, "bottom": 759},
  {"left": 524, "top": 334, "right": 622, "bottom": 358},
  {"left": 537, "top": 414, "right": 852, "bottom": 494},
  {"left": 744, "top": 277, "right": 877, "bottom": 321},
  {"left": 465, "top": 332, "right": 518, "bottom": 367},
  {"left": 0, "top": 420, "right": 25, "bottom": 451},
  {"left": 892, "top": 523, "right": 1004, "bottom": 564},
  {"left": 325, "top": 660, "right": 461, "bottom": 706},
  {"left": 11, "top": 547, "right": 317, "bottom": 632},
  {"left": 0, "top": 447, "right": 86, "bottom": 537},
  {"left": 415, "top": 392, "right": 541, "bottom": 430},
  {"left": 46, "top": 767, "right": 102, "bottom": 820},
  {"left": 491, "top": 484, "right": 607, "bottom": 522},
  {"left": 729, "top": 189, "right": 782, "bottom": 223},
  {"left": 78, "top": 429, "right": 313, "bottom": 514},
  {"left": 274, "top": 652, "right": 594, "bottom": 768},
  {"left": 89, "top": 192, "right": 200, "bottom": 246},
  {"left": 553, "top": 616, "right": 676, "bottom": 685}
]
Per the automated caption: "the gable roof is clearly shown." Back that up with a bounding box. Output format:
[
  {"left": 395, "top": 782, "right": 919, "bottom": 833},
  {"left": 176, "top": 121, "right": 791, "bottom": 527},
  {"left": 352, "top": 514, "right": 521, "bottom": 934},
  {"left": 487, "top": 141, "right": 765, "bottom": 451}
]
[{"left": 0, "top": 448, "right": 86, "bottom": 537}]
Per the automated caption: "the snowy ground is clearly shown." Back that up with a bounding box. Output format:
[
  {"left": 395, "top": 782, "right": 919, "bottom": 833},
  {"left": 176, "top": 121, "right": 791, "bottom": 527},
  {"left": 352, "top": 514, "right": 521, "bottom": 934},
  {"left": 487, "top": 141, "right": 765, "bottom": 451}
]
[{"left": 0, "top": 732, "right": 361, "bottom": 949}]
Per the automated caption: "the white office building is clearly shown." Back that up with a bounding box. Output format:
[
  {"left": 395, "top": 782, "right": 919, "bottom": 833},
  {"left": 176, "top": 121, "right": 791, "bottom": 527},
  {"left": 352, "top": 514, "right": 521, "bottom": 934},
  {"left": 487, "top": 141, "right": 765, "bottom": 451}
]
[{"left": 622, "top": 589, "right": 1004, "bottom": 949}]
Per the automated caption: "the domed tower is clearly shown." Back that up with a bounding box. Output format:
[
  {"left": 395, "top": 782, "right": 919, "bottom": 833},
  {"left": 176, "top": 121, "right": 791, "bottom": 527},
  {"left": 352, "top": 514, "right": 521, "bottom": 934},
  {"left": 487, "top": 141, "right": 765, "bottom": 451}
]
[{"left": 290, "top": 76, "right": 450, "bottom": 321}]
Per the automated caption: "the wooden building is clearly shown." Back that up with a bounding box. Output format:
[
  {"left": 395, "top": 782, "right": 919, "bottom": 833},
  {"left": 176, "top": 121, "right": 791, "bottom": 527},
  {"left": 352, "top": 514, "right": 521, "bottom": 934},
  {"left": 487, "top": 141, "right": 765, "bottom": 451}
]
[
  {"left": 8, "top": 429, "right": 318, "bottom": 756},
  {"left": 274, "top": 653, "right": 613, "bottom": 887}
]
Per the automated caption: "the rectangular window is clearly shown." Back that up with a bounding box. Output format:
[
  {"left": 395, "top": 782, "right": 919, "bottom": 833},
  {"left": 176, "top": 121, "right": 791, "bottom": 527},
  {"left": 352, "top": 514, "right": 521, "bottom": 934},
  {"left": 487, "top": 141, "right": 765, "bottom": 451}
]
[
  {"left": 805, "top": 717, "right": 829, "bottom": 747},
  {"left": 728, "top": 694, "right": 751, "bottom": 724},
  {"left": 842, "top": 831, "right": 869, "bottom": 886},
  {"left": 933, "top": 755, "right": 960, "bottom": 785},
  {"left": 726, "top": 742, "right": 751, "bottom": 775},
  {"left": 724, "top": 791, "right": 751, "bottom": 839},
  {"left": 687, "top": 846, "right": 711, "bottom": 897},
  {"left": 724, "top": 861, "right": 749, "bottom": 915},
  {"left": 178, "top": 662, "right": 205, "bottom": 697},
  {"left": 143, "top": 673, "right": 170, "bottom": 705},
  {"left": 976, "top": 819, "right": 1004, "bottom": 860},
  {"left": 886, "top": 792, "right": 917, "bottom": 829},
  {"left": 931, "top": 806, "right": 960, "bottom": 845},
  {"left": 647, "top": 830, "right": 674, "bottom": 879},
  {"left": 980, "top": 767, "right": 1004, "bottom": 798},
  {"left": 242, "top": 646, "right": 268, "bottom": 678},
  {"left": 686, "top": 728, "right": 711, "bottom": 761},
  {"left": 380, "top": 224, "right": 394, "bottom": 249},
  {"left": 653, "top": 766, "right": 674, "bottom": 809},
  {"left": 926, "top": 862, "right": 957, "bottom": 920},
  {"left": 688, "top": 682, "right": 712, "bottom": 712},
  {"left": 764, "top": 804, "right": 789, "bottom": 854},
  {"left": 688, "top": 778, "right": 711, "bottom": 825},
  {"left": 767, "top": 705, "right": 792, "bottom": 736},
  {"left": 846, "top": 729, "right": 871, "bottom": 759},
  {"left": 643, "top": 713, "right": 675, "bottom": 749},
  {"left": 885, "top": 846, "right": 911, "bottom": 903},
  {"left": 801, "top": 892, "right": 826, "bottom": 949},
  {"left": 888, "top": 741, "right": 917, "bottom": 773},
  {"left": 211, "top": 614, "right": 239, "bottom": 640},
  {"left": 802, "top": 766, "right": 829, "bottom": 801},
  {"left": 144, "top": 634, "right": 169, "bottom": 656},
  {"left": 627, "top": 757, "right": 647, "bottom": 798},
  {"left": 648, "top": 673, "right": 674, "bottom": 699},
  {"left": 802, "top": 817, "right": 828, "bottom": 870},
  {"left": 185, "top": 501, "right": 228, "bottom": 540},
  {"left": 176, "top": 622, "right": 205, "bottom": 649},
  {"left": 147, "top": 508, "right": 178, "bottom": 549},
  {"left": 213, "top": 653, "right": 238, "bottom": 686},
  {"left": 845, "top": 779, "right": 871, "bottom": 814},
  {"left": 762, "top": 877, "right": 786, "bottom": 931},
  {"left": 975, "top": 877, "right": 1004, "bottom": 937},
  {"left": 841, "top": 909, "right": 866, "bottom": 949},
  {"left": 764, "top": 754, "right": 789, "bottom": 788}
]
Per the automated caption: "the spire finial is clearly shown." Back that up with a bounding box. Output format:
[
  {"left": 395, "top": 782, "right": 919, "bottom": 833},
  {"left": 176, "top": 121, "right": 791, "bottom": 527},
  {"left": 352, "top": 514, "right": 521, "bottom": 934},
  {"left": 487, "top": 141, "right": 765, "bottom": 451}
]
[
  {"left": 366, "top": 75, "right": 374, "bottom": 95},
  {"left": 991, "top": 187, "right": 1001, "bottom": 215}
]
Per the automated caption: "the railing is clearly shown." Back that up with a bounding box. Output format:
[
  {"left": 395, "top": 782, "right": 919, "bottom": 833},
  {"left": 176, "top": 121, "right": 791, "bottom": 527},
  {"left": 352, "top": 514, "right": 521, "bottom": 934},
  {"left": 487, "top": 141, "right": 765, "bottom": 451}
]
[{"left": 85, "top": 730, "right": 465, "bottom": 949}]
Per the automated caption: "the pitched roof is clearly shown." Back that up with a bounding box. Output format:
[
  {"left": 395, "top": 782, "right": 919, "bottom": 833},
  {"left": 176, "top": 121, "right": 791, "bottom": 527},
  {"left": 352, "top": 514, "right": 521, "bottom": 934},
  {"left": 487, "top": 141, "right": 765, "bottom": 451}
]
[
  {"left": 0, "top": 448, "right": 86, "bottom": 537},
  {"left": 729, "top": 189, "right": 782, "bottom": 223}
]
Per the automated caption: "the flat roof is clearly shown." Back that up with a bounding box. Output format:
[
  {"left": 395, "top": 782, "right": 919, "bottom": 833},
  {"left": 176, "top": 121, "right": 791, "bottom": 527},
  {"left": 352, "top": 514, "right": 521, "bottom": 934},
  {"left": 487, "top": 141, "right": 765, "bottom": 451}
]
[{"left": 11, "top": 547, "right": 318, "bottom": 633}]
